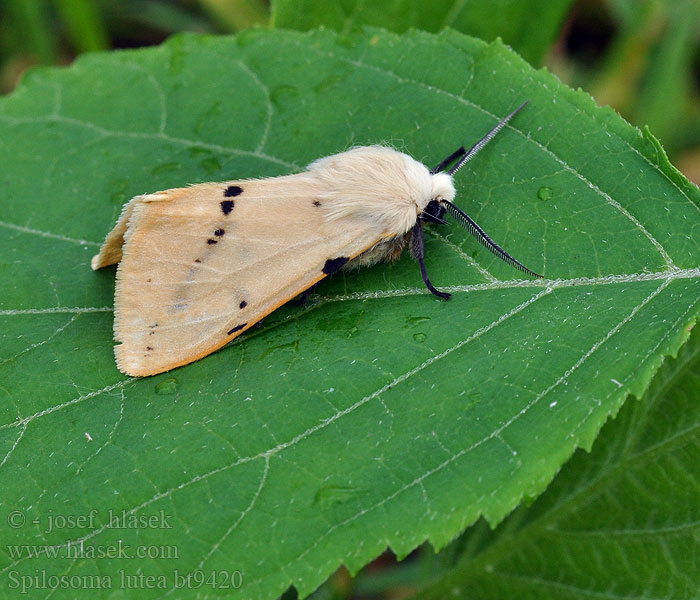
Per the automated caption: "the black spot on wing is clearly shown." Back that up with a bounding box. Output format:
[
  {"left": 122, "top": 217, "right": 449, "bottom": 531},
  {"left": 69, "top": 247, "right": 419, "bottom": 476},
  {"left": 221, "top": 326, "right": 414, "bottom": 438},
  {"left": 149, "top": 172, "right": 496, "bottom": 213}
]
[
  {"left": 313, "top": 200, "right": 321, "bottom": 207},
  {"left": 322, "top": 257, "right": 350, "bottom": 275},
  {"left": 225, "top": 185, "right": 243, "bottom": 197},
  {"left": 207, "top": 239, "right": 218, "bottom": 245},
  {"left": 220, "top": 200, "right": 234, "bottom": 215},
  {"left": 194, "top": 258, "right": 201, "bottom": 263},
  {"left": 239, "top": 300, "right": 247, "bottom": 309},
  {"left": 214, "top": 228, "right": 225, "bottom": 237},
  {"left": 227, "top": 323, "right": 247, "bottom": 335}
]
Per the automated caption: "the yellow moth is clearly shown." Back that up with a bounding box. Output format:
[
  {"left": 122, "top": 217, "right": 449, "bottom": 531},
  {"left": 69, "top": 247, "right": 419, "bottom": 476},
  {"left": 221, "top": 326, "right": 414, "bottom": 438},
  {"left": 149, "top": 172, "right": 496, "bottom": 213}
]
[{"left": 93, "top": 102, "right": 541, "bottom": 376}]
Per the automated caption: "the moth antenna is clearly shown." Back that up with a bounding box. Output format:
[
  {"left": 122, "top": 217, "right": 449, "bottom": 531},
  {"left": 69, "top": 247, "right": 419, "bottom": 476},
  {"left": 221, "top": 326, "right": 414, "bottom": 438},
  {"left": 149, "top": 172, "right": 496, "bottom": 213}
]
[
  {"left": 410, "top": 221, "right": 451, "bottom": 300},
  {"left": 447, "top": 101, "right": 528, "bottom": 176},
  {"left": 443, "top": 200, "right": 542, "bottom": 278},
  {"left": 430, "top": 146, "right": 466, "bottom": 174}
]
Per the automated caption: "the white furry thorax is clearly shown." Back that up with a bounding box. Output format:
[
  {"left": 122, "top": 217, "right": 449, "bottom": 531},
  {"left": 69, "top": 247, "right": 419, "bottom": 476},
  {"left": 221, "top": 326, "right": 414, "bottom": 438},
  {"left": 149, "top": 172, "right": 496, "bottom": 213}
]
[{"left": 308, "top": 146, "right": 456, "bottom": 236}]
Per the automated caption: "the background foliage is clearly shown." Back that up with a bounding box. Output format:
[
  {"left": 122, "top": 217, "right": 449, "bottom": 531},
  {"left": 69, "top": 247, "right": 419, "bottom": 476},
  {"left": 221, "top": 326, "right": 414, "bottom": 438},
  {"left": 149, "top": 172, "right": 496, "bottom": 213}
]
[
  {"left": 2, "top": 0, "right": 699, "bottom": 181},
  {"left": 1, "top": 1, "right": 699, "bottom": 599}
]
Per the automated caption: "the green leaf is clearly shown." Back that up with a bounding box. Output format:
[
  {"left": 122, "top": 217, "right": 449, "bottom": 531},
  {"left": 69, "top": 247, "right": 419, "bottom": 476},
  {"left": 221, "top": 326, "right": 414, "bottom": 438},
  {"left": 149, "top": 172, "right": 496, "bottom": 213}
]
[
  {"left": 271, "top": 0, "right": 574, "bottom": 64},
  {"left": 417, "top": 319, "right": 700, "bottom": 599},
  {"left": 0, "top": 28, "right": 699, "bottom": 599}
]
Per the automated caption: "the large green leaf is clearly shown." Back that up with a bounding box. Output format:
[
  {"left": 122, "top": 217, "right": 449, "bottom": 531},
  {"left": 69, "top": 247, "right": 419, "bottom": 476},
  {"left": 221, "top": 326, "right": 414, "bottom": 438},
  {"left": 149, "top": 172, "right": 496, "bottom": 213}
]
[
  {"left": 271, "top": 0, "right": 574, "bottom": 64},
  {"left": 417, "top": 319, "right": 700, "bottom": 599},
  {"left": 1, "top": 28, "right": 699, "bottom": 599}
]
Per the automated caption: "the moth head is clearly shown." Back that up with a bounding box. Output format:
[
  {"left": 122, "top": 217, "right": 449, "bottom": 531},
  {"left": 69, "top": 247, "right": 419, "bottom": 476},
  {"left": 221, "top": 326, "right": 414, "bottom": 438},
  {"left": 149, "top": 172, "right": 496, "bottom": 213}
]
[
  {"left": 418, "top": 102, "right": 530, "bottom": 227},
  {"left": 430, "top": 172, "right": 456, "bottom": 203},
  {"left": 418, "top": 171, "right": 455, "bottom": 225},
  {"left": 418, "top": 101, "right": 543, "bottom": 278}
]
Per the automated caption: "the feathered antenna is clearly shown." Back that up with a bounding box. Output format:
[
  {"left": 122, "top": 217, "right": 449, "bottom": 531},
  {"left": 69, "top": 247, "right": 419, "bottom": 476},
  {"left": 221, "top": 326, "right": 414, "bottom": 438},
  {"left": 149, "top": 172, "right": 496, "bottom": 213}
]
[
  {"left": 431, "top": 101, "right": 529, "bottom": 175},
  {"left": 443, "top": 200, "right": 542, "bottom": 278},
  {"left": 430, "top": 101, "right": 541, "bottom": 278}
]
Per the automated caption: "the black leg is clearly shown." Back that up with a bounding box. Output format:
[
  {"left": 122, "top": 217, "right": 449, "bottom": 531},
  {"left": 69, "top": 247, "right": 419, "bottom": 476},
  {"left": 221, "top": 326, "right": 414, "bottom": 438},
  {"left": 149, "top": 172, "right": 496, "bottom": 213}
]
[
  {"left": 298, "top": 282, "right": 320, "bottom": 306},
  {"left": 410, "top": 222, "right": 451, "bottom": 300}
]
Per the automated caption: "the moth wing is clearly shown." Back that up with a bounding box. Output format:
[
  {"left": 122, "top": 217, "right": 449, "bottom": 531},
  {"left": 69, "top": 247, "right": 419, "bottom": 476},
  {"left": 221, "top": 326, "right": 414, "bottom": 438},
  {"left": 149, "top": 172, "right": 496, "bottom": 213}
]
[{"left": 92, "top": 174, "right": 388, "bottom": 376}]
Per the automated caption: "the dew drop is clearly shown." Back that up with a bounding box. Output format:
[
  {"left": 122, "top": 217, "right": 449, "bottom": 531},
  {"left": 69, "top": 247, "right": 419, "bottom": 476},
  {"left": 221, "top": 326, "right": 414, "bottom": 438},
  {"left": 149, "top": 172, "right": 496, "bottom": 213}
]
[
  {"left": 413, "top": 332, "right": 427, "bottom": 343},
  {"left": 314, "top": 74, "right": 344, "bottom": 94},
  {"left": 313, "top": 485, "right": 360, "bottom": 507},
  {"left": 199, "top": 156, "right": 222, "bottom": 173},
  {"left": 406, "top": 316, "right": 431, "bottom": 326},
  {"left": 537, "top": 186, "right": 553, "bottom": 201},
  {"left": 188, "top": 146, "right": 212, "bottom": 158},
  {"left": 155, "top": 377, "right": 179, "bottom": 395},
  {"left": 151, "top": 162, "right": 179, "bottom": 176},
  {"left": 271, "top": 85, "right": 299, "bottom": 109}
]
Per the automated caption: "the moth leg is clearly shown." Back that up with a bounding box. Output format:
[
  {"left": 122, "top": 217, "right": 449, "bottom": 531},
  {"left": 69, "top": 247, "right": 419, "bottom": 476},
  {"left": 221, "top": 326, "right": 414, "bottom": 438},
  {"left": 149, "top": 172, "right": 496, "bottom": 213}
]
[
  {"left": 410, "top": 222, "right": 451, "bottom": 300},
  {"left": 298, "top": 282, "right": 320, "bottom": 306}
]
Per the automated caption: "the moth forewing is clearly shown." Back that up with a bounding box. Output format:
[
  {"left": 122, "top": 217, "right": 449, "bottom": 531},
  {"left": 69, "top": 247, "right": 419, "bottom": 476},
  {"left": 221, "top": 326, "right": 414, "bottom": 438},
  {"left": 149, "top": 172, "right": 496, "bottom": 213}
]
[{"left": 94, "top": 173, "right": 394, "bottom": 376}]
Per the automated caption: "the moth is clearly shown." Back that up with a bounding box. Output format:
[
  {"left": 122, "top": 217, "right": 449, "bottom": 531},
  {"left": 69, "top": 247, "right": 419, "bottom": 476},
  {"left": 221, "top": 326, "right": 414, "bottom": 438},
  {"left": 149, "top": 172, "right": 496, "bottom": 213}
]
[{"left": 93, "top": 101, "right": 541, "bottom": 376}]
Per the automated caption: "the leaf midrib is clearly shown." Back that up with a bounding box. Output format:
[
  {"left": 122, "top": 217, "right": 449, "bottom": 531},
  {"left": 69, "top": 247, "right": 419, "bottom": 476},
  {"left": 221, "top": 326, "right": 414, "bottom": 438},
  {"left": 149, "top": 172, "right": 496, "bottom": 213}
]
[{"left": 3, "top": 273, "right": 678, "bottom": 586}]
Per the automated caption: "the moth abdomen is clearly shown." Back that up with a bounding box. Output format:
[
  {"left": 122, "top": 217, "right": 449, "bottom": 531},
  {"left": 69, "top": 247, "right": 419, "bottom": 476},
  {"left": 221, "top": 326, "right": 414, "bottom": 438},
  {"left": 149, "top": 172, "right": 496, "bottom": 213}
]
[{"left": 349, "top": 234, "right": 409, "bottom": 269}]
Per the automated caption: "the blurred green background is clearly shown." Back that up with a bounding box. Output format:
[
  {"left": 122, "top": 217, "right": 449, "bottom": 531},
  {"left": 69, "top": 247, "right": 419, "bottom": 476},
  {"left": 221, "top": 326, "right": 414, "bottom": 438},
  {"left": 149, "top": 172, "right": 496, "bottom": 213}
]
[
  {"left": 1, "top": 0, "right": 699, "bottom": 184},
  {"left": 2, "top": 1, "right": 698, "bottom": 598}
]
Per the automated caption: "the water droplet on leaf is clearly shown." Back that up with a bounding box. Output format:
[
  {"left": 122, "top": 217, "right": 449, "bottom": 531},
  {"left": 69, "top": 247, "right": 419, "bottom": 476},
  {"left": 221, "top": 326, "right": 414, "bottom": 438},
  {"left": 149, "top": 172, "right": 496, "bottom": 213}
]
[
  {"left": 406, "top": 316, "right": 431, "bottom": 326},
  {"left": 537, "top": 186, "right": 553, "bottom": 201},
  {"left": 314, "top": 485, "right": 363, "bottom": 507},
  {"left": 199, "top": 156, "right": 221, "bottom": 173},
  {"left": 271, "top": 85, "right": 299, "bottom": 109},
  {"left": 151, "top": 162, "right": 179, "bottom": 176},
  {"left": 155, "top": 377, "right": 179, "bottom": 395}
]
